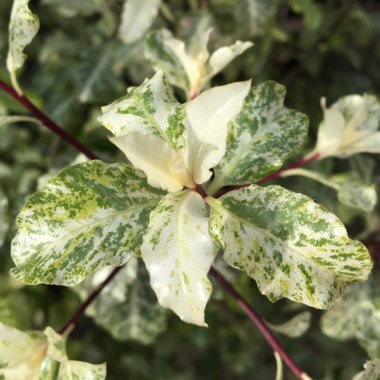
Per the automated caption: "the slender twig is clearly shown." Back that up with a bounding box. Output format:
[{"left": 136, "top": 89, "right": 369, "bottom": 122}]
[
  {"left": 0, "top": 79, "right": 97, "bottom": 160},
  {"left": 215, "top": 152, "right": 321, "bottom": 198},
  {"left": 210, "top": 267, "right": 311, "bottom": 380},
  {"left": 58, "top": 266, "right": 122, "bottom": 335},
  {"left": 2, "top": 78, "right": 311, "bottom": 378}
]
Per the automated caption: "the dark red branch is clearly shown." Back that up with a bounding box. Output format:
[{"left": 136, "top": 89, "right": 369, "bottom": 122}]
[
  {"left": 210, "top": 267, "right": 308, "bottom": 379},
  {"left": 215, "top": 152, "right": 321, "bottom": 198},
  {"left": 0, "top": 79, "right": 97, "bottom": 160},
  {"left": 58, "top": 266, "right": 122, "bottom": 335}
]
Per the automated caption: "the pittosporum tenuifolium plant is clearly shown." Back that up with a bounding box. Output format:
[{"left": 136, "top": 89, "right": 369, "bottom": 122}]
[{"left": 1, "top": 0, "right": 380, "bottom": 379}]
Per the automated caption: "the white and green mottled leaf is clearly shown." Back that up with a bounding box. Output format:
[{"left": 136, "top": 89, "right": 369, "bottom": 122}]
[
  {"left": 321, "top": 282, "right": 371, "bottom": 341},
  {"left": 110, "top": 132, "right": 193, "bottom": 192},
  {"left": 141, "top": 190, "right": 216, "bottom": 326},
  {"left": 267, "top": 311, "right": 311, "bottom": 338},
  {"left": 282, "top": 168, "right": 377, "bottom": 213},
  {"left": 0, "top": 187, "right": 9, "bottom": 248},
  {"left": 207, "top": 185, "right": 372, "bottom": 308},
  {"left": 144, "top": 29, "right": 253, "bottom": 98},
  {"left": 119, "top": 0, "right": 161, "bottom": 44},
  {"left": 209, "top": 81, "right": 308, "bottom": 194},
  {"left": 185, "top": 81, "right": 251, "bottom": 185},
  {"left": 310, "top": 94, "right": 380, "bottom": 159},
  {"left": 43, "top": 327, "right": 106, "bottom": 380},
  {"left": 353, "top": 360, "right": 380, "bottom": 380},
  {"left": 11, "top": 160, "right": 165, "bottom": 286},
  {"left": 322, "top": 278, "right": 380, "bottom": 359},
  {"left": 6, "top": 0, "right": 40, "bottom": 94},
  {"left": 74, "top": 257, "right": 167, "bottom": 345},
  {"left": 145, "top": 30, "right": 189, "bottom": 94},
  {"left": 0, "top": 322, "right": 47, "bottom": 380},
  {"left": 98, "top": 71, "right": 186, "bottom": 150}
]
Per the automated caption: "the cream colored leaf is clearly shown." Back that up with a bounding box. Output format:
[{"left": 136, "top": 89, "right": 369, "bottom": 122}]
[
  {"left": 164, "top": 31, "right": 211, "bottom": 98},
  {"left": 185, "top": 80, "right": 251, "bottom": 184},
  {"left": 141, "top": 190, "right": 216, "bottom": 326},
  {"left": 207, "top": 41, "right": 253, "bottom": 78},
  {"left": 6, "top": 0, "right": 40, "bottom": 94},
  {"left": 268, "top": 311, "right": 311, "bottom": 338},
  {"left": 0, "top": 323, "right": 47, "bottom": 380},
  {"left": 110, "top": 133, "right": 193, "bottom": 192},
  {"left": 43, "top": 327, "right": 106, "bottom": 379},
  {"left": 313, "top": 98, "right": 345, "bottom": 158},
  {"left": 311, "top": 94, "right": 380, "bottom": 159},
  {"left": 118, "top": 0, "right": 161, "bottom": 44},
  {"left": 353, "top": 360, "right": 380, "bottom": 380}
]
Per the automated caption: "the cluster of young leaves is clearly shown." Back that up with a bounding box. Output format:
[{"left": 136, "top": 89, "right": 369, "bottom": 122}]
[{"left": 1, "top": 0, "right": 380, "bottom": 379}]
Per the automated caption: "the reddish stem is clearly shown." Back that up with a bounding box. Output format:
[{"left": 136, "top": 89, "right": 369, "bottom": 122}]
[
  {"left": 210, "top": 267, "right": 307, "bottom": 379},
  {"left": 215, "top": 152, "right": 321, "bottom": 198},
  {"left": 0, "top": 80, "right": 97, "bottom": 160},
  {"left": 58, "top": 266, "right": 122, "bottom": 335}
]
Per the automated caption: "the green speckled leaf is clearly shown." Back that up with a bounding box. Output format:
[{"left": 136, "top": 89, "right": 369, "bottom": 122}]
[
  {"left": 353, "top": 360, "right": 380, "bottom": 380},
  {"left": 283, "top": 168, "right": 377, "bottom": 213},
  {"left": 322, "top": 281, "right": 380, "bottom": 359},
  {"left": 0, "top": 187, "right": 9, "bottom": 248},
  {"left": 11, "top": 160, "right": 165, "bottom": 286},
  {"left": 42, "top": 327, "right": 106, "bottom": 380},
  {"left": 142, "top": 190, "right": 216, "bottom": 326},
  {"left": 209, "top": 81, "right": 308, "bottom": 194},
  {"left": 207, "top": 185, "right": 372, "bottom": 308},
  {"left": 144, "top": 29, "right": 192, "bottom": 95},
  {"left": 267, "top": 311, "right": 311, "bottom": 338},
  {"left": 0, "top": 322, "right": 47, "bottom": 380},
  {"left": 6, "top": 0, "right": 40, "bottom": 94},
  {"left": 98, "top": 71, "right": 186, "bottom": 150},
  {"left": 74, "top": 258, "right": 167, "bottom": 345}
]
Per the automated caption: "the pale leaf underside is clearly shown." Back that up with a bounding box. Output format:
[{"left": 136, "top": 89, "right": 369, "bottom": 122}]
[{"left": 142, "top": 190, "right": 216, "bottom": 326}]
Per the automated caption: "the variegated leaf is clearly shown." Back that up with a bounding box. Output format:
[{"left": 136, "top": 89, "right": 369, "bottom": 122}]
[
  {"left": 11, "top": 160, "right": 165, "bottom": 286},
  {"left": 267, "top": 311, "right": 311, "bottom": 338},
  {"left": 6, "top": 0, "right": 40, "bottom": 94},
  {"left": 207, "top": 185, "right": 372, "bottom": 308},
  {"left": 118, "top": 0, "right": 161, "bottom": 45},
  {"left": 0, "top": 187, "right": 9, "bottom": 248},
  {"left": 282, "top": 168, "right": 377, "bottom": 213},
  {"left": 144, "top": 29, "right": 252, "bottom": 98},
  {"left": 145, "top": 29, "right": 189, "bottom": 95},
  {"left": 98, "top": 71, "right": 186, "bottom": 150},
  {"left": 141, "top": 190, "right": 216, "bottom": 326},
  {"left": 209, "top": 81, "right": 308, "bottom": 194},
  {"left": 74, "top": 258, "right": 167, "bottom": 345},
  {"left": 110, "top": 132, "right": 193, "bottom": 192},
  {"left": 185, "top": 81, "right": 251, "bottom": 185},
  {"left": 0, "top": 322, "right": 47, "bottom": 380},
  {"left": 43, "top": 327, "right": 106, "bottom": 380},
  {"left": 353, "top": 360, "right": 380, "bottom": 380},
  {"left": 322, "top": 280, "right": 380, "bottom": 359}
]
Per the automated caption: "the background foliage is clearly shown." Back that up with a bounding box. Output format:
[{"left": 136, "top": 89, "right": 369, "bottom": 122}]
[{"left": 0, "top": 0, "right": 380, "bottom": 379}]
